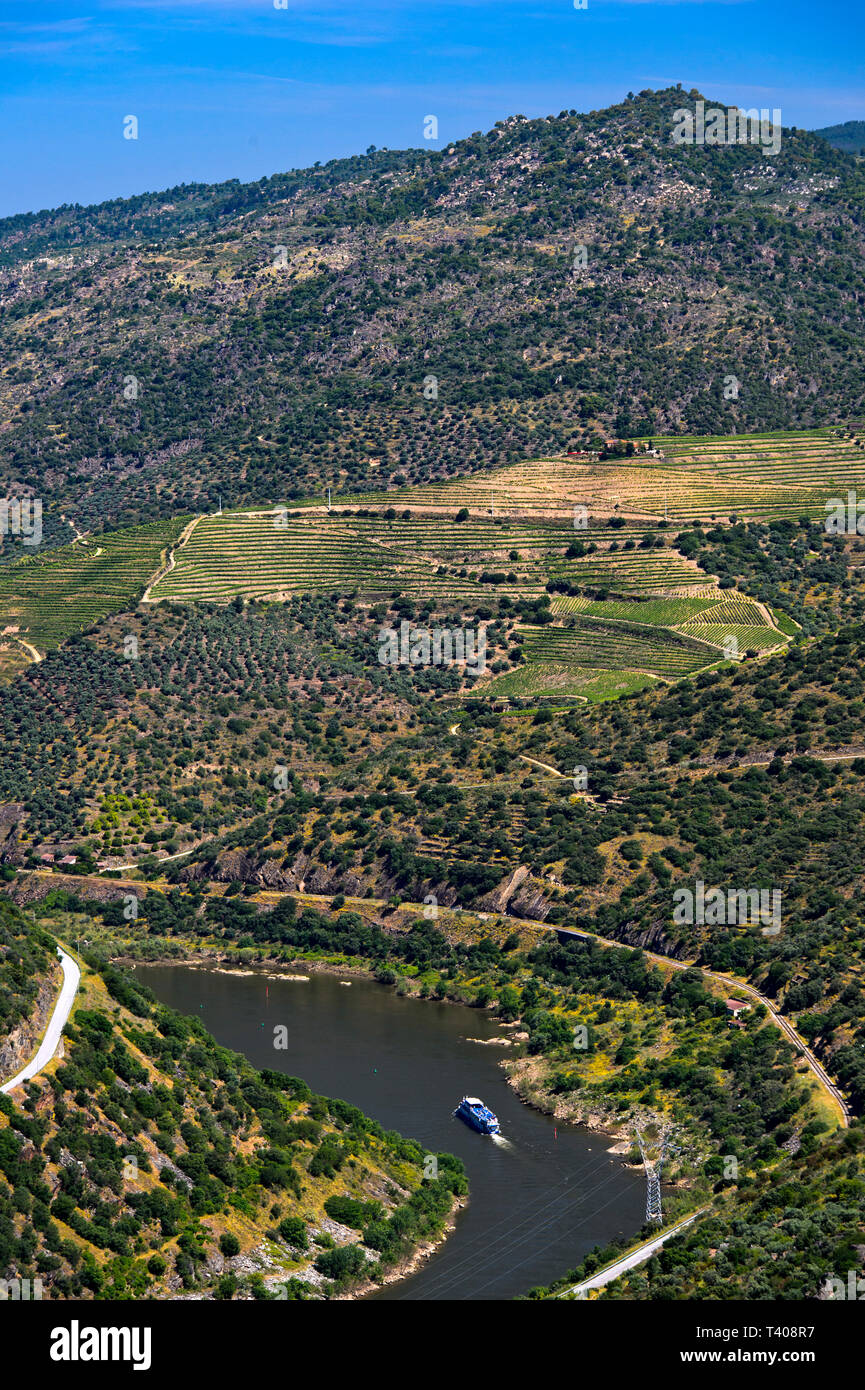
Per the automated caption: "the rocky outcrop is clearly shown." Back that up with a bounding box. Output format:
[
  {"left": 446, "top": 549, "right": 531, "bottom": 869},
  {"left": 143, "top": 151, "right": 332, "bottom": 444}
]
[
  {"left": 0, "top": 803, "right": 23, "bottom": 864},
  {"left": 507, "top": 880, "right": 553, "bottom": 921},
  {"left": 479, "top": 865, "right": 530, "bottom": 914},
  {"left": 181, "top": 848, "right": 372, "bottom": 901},
  {"left": 11, "top": 873, "right": 145, "bottom": 909},
  {"left": 613, "top": 916, "right": 688, "bottom": 959},
  {"left": 0, "top": 961, "right": 61, "bottom": 1082}
]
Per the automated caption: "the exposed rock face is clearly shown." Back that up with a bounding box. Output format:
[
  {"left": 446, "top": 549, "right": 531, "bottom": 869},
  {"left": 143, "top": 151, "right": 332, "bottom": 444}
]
[
  {"left": 182, "top": 849, "right": 299, "bottom": 890},
  {"left": 257, "top": 859, "right": 297, "bottom": 890},
  {"left": 181, "top": 849, "right": 370, "bottom": 900},
  {"left": 613, "top": 917, "right": 688, "bottom": 958},
  {"left": 507, "top": 881, "right": 553, "bottom": 921},
  {"left": 480, "top": 865, "right": 530, "bottom": 914},
  {"left": 0, "top": 961, "right": 61, "bottom": 1082},
  {"left": 10, "top": 873, "right": 145, "bottom": 908},
  {"left": 152, "top": 1153, "right": 193, "bottom": 1190},
  {"left": 0, "top": 803, "right": 23, "bottom": 864}
]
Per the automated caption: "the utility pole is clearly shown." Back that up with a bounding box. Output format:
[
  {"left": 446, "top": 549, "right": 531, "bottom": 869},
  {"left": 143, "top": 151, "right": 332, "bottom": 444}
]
[{"left": 635, "top": 1128, "right": 677, "bottom": 1223}]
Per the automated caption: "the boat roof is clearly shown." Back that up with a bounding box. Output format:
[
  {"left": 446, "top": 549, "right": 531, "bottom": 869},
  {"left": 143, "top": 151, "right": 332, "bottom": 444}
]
[{"left": 463, "top": 1097, "right": 484, "bottom": 1106}]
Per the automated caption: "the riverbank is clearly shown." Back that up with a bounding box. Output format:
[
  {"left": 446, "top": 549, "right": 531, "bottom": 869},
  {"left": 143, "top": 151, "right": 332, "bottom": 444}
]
[
  {"left": 126, "top": 945, "right": 648, "bottom": 1162},
  {"left": 133, "top": 959, "right": 647, "bottom": 1300},
  {"left": 343, "top": 1195, "right": 466, "bottom": 1301}
]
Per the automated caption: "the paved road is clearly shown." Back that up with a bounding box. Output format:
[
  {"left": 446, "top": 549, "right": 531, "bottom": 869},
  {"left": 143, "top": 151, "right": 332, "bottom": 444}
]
[
  {"left": 0, "top": 947, "right": 80, "bottom": 1094},
  {"left": 15, "top": 872, "right": 851, "bottom": 1126},
  {"left": 557, "top": 1207, "right": 711, "bottom": 1298},
  {"left": 547, "top": 922, "right": 850, "bottom": 1129}
]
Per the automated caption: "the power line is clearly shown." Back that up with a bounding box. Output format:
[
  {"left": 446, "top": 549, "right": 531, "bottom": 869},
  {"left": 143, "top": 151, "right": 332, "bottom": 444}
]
[
  {"left": 419, "top": 1168, "right": 637, "bottom": 1302},
  {"left": 635, "top": 1127, "right": 677, "bottom": 1224},
  {"left": 399, "top": 1156, "right": 639, "bottom": 1301},
  {"left": 395, "top": 1163, "right": 594, "bottom": 1299}
]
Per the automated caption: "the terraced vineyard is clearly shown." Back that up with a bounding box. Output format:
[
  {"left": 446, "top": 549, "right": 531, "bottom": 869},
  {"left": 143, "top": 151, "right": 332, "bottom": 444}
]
[
  {"left": 571, "top": 596, "right": 719, "bottom": 624},
  {"left": 672, "top": 595, "right": 789, "bottom": 656},
  {"left": 652, "top": 429, "right": 865, "bottom": 521},
  {"left": 155, "top": 513, "right": 403, "bottom": 601},
  {"left": 676, "top": 620, "right": 788, "bottom": 654},
  {"left": 516, "top": 614, "right": 720, "bottom": 680},
  {"left": 153, "top": 509, "right": 718, "bottom": 608},
  {"left": 0, "top": 520, "right": 185, "bottom": 658},
  {"left": 147, "top": 434, "right": 806, "bottom": 701},
  {"left": 342, "top": 427, "right": 865, "bottom": 524},
  {"left": 159, "top": 510, "right": 718, "bottom": 596},
  {"left": 528, "top": 590, "right": 789, "bottom": 692},
  {"left": 2, "top": 428, "right": 814, "bottom": 698},
  {"left": 689, "top": 597, "right": 772, "bottom": 625},
  {"left": 547, "top": 547, "right": 711, "bottom": 594},
  {"left": 488, "top": 663, "right": 657, "bottom": 702}
]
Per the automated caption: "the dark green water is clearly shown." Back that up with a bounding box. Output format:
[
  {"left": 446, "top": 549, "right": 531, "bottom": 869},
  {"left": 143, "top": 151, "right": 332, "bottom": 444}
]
[{"left": 135, "top": 963, "right": 644, "bottom": 1301}]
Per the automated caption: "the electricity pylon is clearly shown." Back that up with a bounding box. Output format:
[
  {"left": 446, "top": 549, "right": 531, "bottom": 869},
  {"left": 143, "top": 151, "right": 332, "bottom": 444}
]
[{"left": 635, "top": 1128, "right": 677, "bottom": 1223}]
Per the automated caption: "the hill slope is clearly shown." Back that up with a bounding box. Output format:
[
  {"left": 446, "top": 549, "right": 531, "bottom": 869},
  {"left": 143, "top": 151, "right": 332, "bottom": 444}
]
[
  {"left": 0, "top": 900, "right": 465, "bottom": 1299},
  {"left": 814, "top": 120, "right": 865, "bottom": 155},
  {"left": 2, "top": 88, "right": 864, "bottom": 537}
]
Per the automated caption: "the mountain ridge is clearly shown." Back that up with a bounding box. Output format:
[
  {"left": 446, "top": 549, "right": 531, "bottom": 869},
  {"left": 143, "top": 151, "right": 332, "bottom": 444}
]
[{"left": 1, "top": 87, "right": 863, "bottom": 538}]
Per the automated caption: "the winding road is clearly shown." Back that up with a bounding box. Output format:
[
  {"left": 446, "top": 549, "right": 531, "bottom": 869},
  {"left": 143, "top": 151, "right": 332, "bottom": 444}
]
[
  {"left": 142, "top": 516, "right": 201, "bottom": 603},
  {"left": 283, "top": 886, "right": 851, "bottom": 1128},
  {"left": 14, "top": 869, "right": 852, "bottom": 1128},
  {"left": 0, "top": 947, "right": 80, "bottom": 1094},
  {"left": 547, "top": 921, "right": 850, "bottom": 1129}
]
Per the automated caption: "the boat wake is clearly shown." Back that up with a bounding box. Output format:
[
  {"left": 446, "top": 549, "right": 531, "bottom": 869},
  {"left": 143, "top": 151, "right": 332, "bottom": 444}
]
[{"left": 490, "top": 1133, "right": 512, "bottom": 1149}]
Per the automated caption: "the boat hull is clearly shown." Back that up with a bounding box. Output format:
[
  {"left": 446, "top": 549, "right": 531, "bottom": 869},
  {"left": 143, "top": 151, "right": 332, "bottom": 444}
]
[{"left": 455, "top": 1098, "right": 500, "bottom": 1135}]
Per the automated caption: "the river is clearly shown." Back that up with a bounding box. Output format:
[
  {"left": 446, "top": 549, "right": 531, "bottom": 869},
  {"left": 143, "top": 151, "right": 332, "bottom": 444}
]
[{"left": 135, "top": 963, "right": 645, "bottom": 1301}]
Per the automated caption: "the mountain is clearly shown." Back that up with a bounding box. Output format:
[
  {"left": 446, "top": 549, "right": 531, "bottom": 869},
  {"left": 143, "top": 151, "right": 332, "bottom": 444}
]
[
  {"left": 2, "top": 87, "right": 864, "bottom": 539},
  {"left": 814, "top": 121, "right": 865, "bottom": 155}
]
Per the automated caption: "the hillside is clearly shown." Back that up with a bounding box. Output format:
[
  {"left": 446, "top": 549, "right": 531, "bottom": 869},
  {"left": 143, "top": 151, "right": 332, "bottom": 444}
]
[
  {"left": 529, "top": 1117, "right": 865, "bottom": 1299},
  {"left": 3, "top": 81, "right": 865, "bottom": 1311},
  {"left": 0, "top": 900, "right": 465, "bottom": 1299},
  {"left": 2, "top": 489, "right": 865, "bottom": 1302},
  {"left": 2, "top": 88, "right": 864, "bottom": 541},
  {"left": 4, "top": 424, "right": 864, "bottom": 693},
  {"left": 3, "top": 526, "right": 865, "bottom": 1124},
  {"left": 814, "top": 121, "right": 865, "bottom": 155}
]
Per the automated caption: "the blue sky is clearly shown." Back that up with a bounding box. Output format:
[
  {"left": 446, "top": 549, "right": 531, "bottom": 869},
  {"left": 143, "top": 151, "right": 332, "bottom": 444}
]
[{"left": 0, "top": 0, "right": 862, "bottom": 218}]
